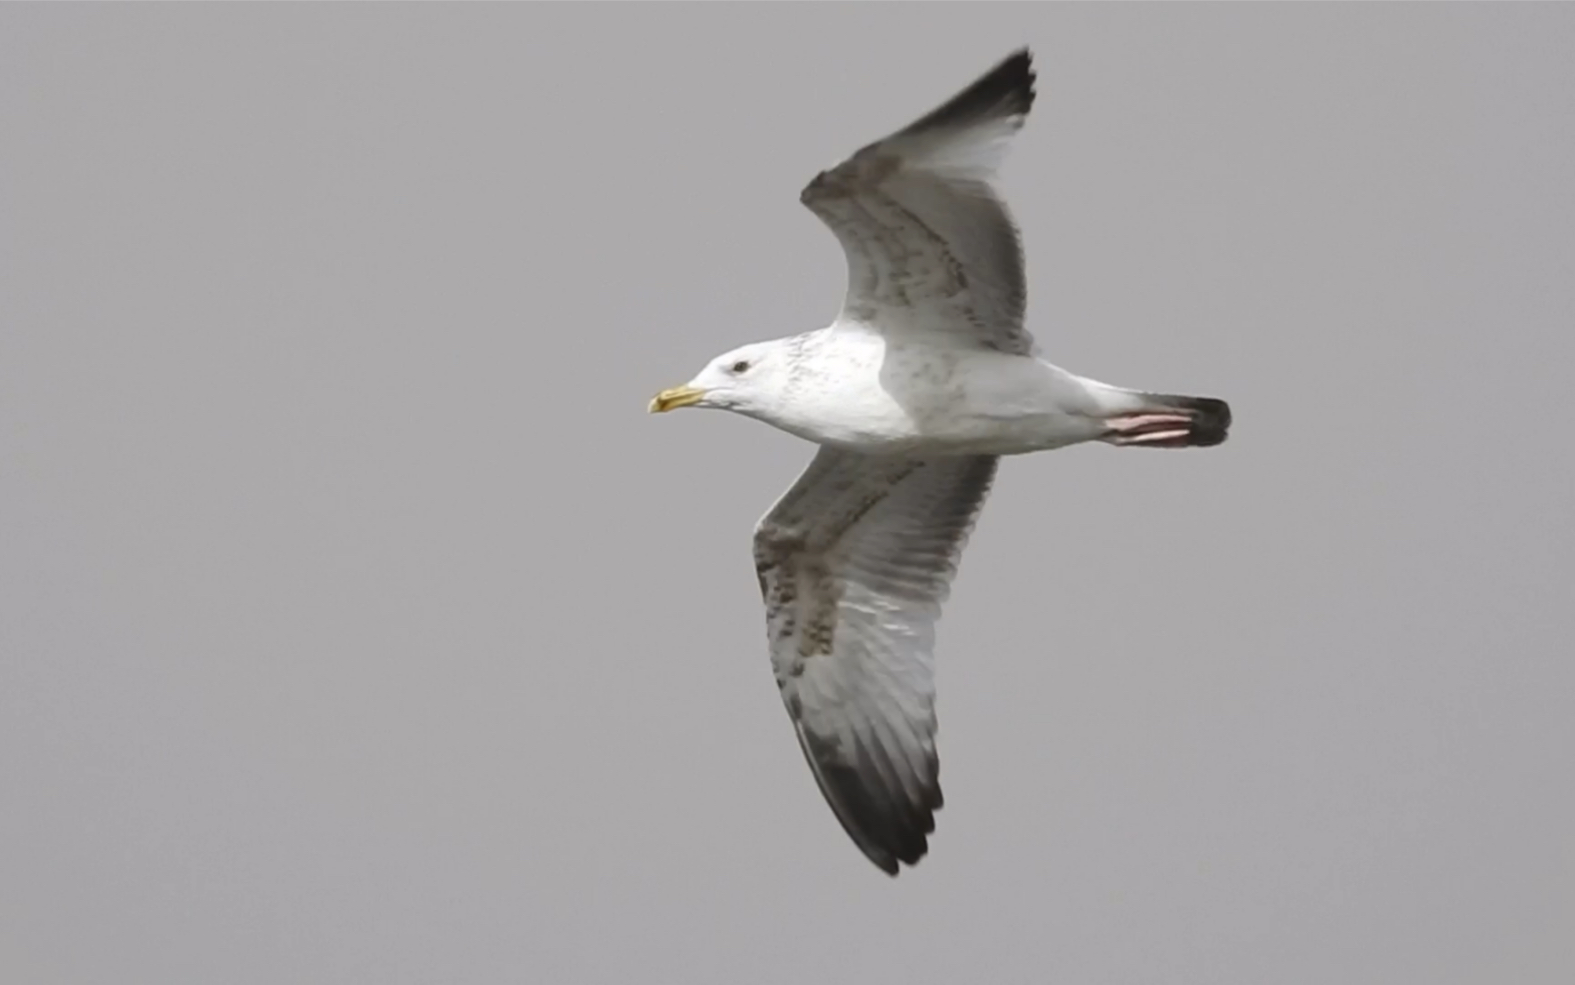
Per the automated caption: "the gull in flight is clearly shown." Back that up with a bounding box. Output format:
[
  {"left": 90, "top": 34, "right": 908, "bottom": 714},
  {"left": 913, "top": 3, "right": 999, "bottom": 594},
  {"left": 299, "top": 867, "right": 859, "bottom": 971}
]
[{"left": 650, "top": 49, "right": 1231, "bottom": 875}]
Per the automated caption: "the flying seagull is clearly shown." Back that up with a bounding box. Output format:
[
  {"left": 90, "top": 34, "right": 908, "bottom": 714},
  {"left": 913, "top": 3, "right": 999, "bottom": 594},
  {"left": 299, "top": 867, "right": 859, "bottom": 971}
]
[{"left": 650, "top": 48, "right": 1231, "bottom": 875}]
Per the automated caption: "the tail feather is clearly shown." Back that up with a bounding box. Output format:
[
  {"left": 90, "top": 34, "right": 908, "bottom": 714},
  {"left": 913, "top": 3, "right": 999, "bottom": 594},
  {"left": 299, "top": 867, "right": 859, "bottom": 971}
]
[
  {"left": 1101, "top": 392, "right": 1232, "bottom": 449},
  {"left": 1162, "top": 394, "right": 1231, "bottom": 447}
]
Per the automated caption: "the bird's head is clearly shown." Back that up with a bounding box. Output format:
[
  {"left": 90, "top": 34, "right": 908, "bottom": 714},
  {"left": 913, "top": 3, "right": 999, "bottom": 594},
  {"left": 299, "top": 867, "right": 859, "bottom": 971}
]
[{"left": 649, "top": 340, "right": 789, "bottom": 418}]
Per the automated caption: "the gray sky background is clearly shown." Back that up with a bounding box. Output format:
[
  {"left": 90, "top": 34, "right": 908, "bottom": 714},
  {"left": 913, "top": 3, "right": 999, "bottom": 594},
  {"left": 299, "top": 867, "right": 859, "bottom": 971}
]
[{"left": 2, "top": 6, "right": 1572, "bottom": 984}]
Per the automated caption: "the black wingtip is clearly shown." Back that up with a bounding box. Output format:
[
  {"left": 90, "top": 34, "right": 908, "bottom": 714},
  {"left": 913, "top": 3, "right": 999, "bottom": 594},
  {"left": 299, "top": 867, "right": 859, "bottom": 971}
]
[
  {"left": 987, "top": 47, "right": 1037, "bottom": 117},
  {"left": 797, "top": 726, "right": 942, "bottom": 877},
  {"left": 905, "top": 47, "right": 1037, "bottom": 136},
  {"left": 873, "top": 852, "right": 901, "bottom": 877}
]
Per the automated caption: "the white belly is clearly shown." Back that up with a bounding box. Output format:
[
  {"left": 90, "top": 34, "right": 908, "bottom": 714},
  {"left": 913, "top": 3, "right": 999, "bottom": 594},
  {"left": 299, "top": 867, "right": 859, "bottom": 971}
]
[{"left": 767, "top": 344, "right": 1110, "bottom": 456}]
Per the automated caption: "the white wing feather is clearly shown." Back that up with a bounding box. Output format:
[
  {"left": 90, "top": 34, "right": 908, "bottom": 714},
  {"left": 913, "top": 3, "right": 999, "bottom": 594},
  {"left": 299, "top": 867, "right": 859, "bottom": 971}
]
[
  {"left": 801, "top": 49, "right": 1039, "bottom": 355},
  {"left": 753, "top": 448, "right": 997, "bottom": 874}
]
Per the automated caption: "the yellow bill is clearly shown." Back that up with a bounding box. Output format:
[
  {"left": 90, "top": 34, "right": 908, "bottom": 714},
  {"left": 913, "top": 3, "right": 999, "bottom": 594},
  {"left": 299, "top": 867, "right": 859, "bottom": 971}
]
[{"left": 649, "top": 385, "right": 707, "bottom": 413}]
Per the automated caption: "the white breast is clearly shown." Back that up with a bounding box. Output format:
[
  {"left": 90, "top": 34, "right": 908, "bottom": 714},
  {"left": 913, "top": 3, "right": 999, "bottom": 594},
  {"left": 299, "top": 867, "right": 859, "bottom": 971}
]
[{"left": 757, "top": 330, "right": 1107, "bottom": 456}]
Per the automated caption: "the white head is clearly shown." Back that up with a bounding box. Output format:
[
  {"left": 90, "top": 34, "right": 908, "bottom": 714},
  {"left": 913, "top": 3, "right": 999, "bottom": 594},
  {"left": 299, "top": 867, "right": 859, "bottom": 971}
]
[{"left": 649, "top": 340, "right": 793, "bottom": 420}]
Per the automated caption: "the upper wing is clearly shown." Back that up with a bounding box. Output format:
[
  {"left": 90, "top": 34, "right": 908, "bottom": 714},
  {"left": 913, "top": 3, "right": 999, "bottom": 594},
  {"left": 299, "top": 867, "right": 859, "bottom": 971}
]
[
  {"left": 801, "top": 49, "right": 1038, "bottom": 355},
  {"left": 753, "top": 447, "right": 998, "bottom": 874}
]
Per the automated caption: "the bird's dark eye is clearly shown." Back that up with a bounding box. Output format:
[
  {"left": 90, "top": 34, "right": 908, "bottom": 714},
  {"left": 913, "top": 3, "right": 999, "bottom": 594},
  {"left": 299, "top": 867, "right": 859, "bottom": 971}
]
[{"left": 731, "top": 360, "right": 751, "bottom": 373}]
